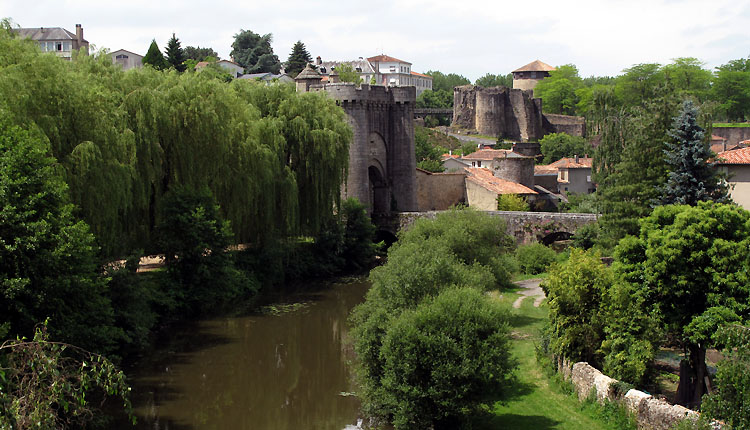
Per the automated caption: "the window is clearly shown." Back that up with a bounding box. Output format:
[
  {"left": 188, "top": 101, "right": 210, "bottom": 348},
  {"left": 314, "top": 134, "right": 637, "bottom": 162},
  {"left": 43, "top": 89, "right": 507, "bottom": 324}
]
[
  {"left": 116, "top": 54, "right": 128, "bottom": 59},
  {"left": 320, "top": 67, "right": 326, "bottom": 73},
  {"left": 389, "top": 65, "right": 396, "bottom": 72},
  {"left": 63, "top": 41, "right": 71, "bottom": 51},
  {"left": 356, "top": 67, "right": 361, "bottom": 72},
  {"left": 586, "top": 175, "right": 591, "bottom": 182}
]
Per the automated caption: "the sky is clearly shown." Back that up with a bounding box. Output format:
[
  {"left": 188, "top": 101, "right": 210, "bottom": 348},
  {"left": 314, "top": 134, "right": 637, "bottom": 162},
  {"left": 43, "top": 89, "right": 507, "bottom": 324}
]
[{"left": 3, "top": 0, "right": 750, "bottom": 81}]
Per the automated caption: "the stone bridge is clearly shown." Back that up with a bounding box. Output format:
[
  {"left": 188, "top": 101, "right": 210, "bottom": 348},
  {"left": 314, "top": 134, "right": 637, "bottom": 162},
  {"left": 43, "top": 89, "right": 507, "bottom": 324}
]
[
  {"left": 373, "top": 211, "right": 598, "bottom": 245},
  {"left": 414, "top": 108, "right": 453, "bottom": 123}
]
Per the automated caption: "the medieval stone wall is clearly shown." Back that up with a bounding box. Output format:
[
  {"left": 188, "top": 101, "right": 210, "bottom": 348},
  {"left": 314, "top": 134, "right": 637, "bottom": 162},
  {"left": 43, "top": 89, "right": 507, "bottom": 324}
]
[
  {"left": 415, "top": 170, "right": 466, "bottom": 211},
  {"left": 453, "top": 85, "right": 585, "bottom": 141},
  {"left": 493, "top": 156, "right": 535, "bottom": 189},
  {"left": 313, "top": 83, "right": 417, "bottom": 212},
  {"left": 543, "top": 113, "right": 586, "bottom": 137},
  {"left": 712, "top": 126, "right": 750, "bottom": 146}
]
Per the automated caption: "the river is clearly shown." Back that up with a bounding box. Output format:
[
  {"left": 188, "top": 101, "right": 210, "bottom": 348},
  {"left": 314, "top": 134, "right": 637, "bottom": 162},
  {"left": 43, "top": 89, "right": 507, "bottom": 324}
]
[{"left": 114, "top": 279, "right": 369, "bottom": 430}]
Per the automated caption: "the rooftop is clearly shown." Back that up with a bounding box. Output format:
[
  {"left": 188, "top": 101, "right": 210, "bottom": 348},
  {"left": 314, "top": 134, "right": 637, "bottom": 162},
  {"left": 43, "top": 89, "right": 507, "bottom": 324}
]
[
  {"left": 367, "top": 54, "right": 411, "bottom": 65},
  {"left": 716, "top": 147, "right": 750, "bottom": 165},
  {"left": 15, "top": 26, "right": 87, "bottom": 43},
  {"left": 465, "top": 167, "right": 537, "bottom": 195},
  {"left": 462, "top": 148, "right": 512, "bottom": 161},
  {"left": 548, "top": 156, "right": 593, "bottom": 169},
  {"left": 411, "top": 71, "right": 432, "bottom": 78},
  {"left": 512, "top": 60, "right": 555, "bottom": 73}
]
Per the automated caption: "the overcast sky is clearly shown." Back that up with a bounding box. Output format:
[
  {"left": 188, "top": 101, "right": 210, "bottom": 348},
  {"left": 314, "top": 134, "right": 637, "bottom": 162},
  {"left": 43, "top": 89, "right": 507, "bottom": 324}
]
[{"left": 3, "top": 0, "right": 749, "bottom": 81}]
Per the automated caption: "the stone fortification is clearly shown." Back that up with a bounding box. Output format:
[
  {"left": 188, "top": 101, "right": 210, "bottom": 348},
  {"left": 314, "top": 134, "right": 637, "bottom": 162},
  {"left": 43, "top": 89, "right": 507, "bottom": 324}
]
[
  {"left": 453, "top": 85, "right": 544, "bottom": 141},
  {"left": 452, "top": 85, "right": 585, "bottom": 142},
  {"left": 543, "top": 113, "right": 586, "bottom": 137},
  {"left": 311, "top": 83, "right": 417, "bottom": 213},
  {"left": 557, "top": 359, "right": 722, "bottom": 430},
  {"left": 492, "top": 153, "right": 535, "bottom": 189}
]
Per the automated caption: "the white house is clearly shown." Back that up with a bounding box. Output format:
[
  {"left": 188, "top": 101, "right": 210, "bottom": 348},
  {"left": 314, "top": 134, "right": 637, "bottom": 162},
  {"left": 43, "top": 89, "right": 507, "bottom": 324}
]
[{"left": 14, "top": 24, "right": 89, "bottom": 60}]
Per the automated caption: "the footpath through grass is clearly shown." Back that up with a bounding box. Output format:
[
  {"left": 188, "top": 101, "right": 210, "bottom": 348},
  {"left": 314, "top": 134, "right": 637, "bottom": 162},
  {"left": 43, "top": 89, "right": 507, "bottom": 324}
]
[{"left": 472, "top": 287, "right": 632, "bottom": 430}]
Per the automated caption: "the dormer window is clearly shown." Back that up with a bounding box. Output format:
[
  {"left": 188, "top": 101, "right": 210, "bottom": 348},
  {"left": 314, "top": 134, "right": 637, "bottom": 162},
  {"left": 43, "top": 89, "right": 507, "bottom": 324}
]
[
  {"left": 320, "top": 67, "right": 326, "bottom": 73},
  {"left": 356, "top": 67, "right": 362, "bottom": 72}
]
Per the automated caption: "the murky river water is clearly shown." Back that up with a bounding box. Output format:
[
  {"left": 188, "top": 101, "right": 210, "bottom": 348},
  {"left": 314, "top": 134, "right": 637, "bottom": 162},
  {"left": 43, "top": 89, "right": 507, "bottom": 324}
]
[{"left": 115, "top": 280, "right": 369, "bottom": 430}]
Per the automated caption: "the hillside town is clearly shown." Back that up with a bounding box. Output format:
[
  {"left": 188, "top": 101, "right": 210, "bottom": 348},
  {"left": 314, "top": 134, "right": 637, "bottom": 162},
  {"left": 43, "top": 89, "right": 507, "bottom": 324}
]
[{"left": 3, "top": 13, "right": 750, "bottom": 430}]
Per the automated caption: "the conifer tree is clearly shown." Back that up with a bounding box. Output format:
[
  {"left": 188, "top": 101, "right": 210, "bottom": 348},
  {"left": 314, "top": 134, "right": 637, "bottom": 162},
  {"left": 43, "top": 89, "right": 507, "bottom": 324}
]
[
  {"left": 284, "top": 40, "right": 312, "bottom": 77},
  {"left": 143, "top": 39, "right": 168, "bottom": 70},
  {"left": 164, "top": 33, "right": 187, "bottom": 72},
  {"left": 661, "top": 100, "right": 729, "bottom": 205}
]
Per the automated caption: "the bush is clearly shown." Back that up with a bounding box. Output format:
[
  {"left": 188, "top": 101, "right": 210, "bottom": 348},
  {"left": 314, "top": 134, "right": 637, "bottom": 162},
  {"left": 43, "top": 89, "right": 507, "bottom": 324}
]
[
  {"left": 701, "top": 325, "right": 750, "bottom": 429},
  {"left": 379, "top": 288, "right": 515, "bottom": 430},
  {"left": 543, "top": 249, "right": 613, "bottom": 365},
  {"left": 571, "top": 222, "right": 601, "bottom": 250},
  {"left": 516, "top": 243, "right": 557, "bottom": 275},
  {"left": 497, "top": 193, "right": 530, "bottom": 211}
]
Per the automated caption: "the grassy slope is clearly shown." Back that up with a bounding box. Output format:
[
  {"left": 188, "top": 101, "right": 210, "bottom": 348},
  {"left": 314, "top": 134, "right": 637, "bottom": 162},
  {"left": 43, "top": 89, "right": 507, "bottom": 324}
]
[{"left": 472, "top": 292, "right": 622, "bottom": 430}]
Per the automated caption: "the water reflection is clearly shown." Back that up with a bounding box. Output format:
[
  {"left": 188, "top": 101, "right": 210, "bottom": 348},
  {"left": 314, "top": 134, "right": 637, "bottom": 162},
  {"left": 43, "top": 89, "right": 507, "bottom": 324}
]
[{"left": 118, "top": 281, "right": 369, "bottom": 430}]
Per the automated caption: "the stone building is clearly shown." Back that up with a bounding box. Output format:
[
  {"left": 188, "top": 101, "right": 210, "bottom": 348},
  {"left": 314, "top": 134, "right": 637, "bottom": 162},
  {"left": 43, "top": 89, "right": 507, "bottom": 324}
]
[
  {"left": 535, "top": 156, "right": 595, "bottom": 196},
  {"left": 295, "top": 65, "right": 417, "bottom": 214},
  {"left": 716, "top": 146, "right": 750, "bottom": 209},
  {"left": 512, "top": 60, "right": 555, "bottom": 91},
  {"left": 14, "top": 24, "right": 89, "bottom": 60}
]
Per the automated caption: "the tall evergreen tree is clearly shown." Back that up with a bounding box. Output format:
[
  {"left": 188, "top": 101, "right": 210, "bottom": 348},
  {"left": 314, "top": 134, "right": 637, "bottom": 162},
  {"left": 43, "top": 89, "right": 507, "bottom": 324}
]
[
  {"left": 661, "top": 100, "right": 729, "bottom": 205},
  {"left": 164, "top": 33, "right": 187, "bottom": 72},
  {"left": 143, "top": 39, "right": 168, "bottom": 70},
  {"left": 284, "top": 40, "right": 312, "bottom": 77}
]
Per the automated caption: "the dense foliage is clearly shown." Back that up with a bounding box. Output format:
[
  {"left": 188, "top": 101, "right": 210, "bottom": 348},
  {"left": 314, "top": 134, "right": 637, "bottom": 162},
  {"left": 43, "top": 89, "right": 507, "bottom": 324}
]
[
  {"left": 516, "top": 243, "right": 556, "bottom": 275},
  {"left": 183, "top": 45, "right": 218, "bottom": 62},
  {"left": 350, "top": 209, "right": 517, "bottom": 428},
  {"left": 538, "top": 132, "right": 593, "bottom": 165},
  {"left": 701, "top": 325, "right": 750, "bottom": 429},
  {"left": 496, "top": 193, "right": 530, "bottom": 211},
  {"left": 230, "top": 29, "right": 281, "bottom": 74},
  {"left": 0, "top": 31, "right": 351, "bottom": 257},
  {"left": 475, "top": 72, "right": 513, "bottom": 88}
]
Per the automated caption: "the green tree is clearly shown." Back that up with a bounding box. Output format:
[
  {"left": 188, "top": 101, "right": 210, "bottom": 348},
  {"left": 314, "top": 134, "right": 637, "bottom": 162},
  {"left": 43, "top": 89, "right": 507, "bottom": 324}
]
[
  {"left": 497, "top": 193, "right": 530, "bottom": 211},
  {"left": 614, "top": 203, "right": 750, "bottom": 408},
  {"left": 534, "top": 64, "right": 583, "bottom": 115},
  {"left": 335, "top": 62, "right": 363, "bottom": 84},
  {"left": 284, "top": 40, "right": 312, "bottom": 77},
  {"left": 142, "top": 39, "right": 168, "bottom": 70},
  {"left": 164, "top": 33, "right": 187, "bottom": 72},
  {"left": 415, "top": 126, "right": 444, "bottom": 172},
  {"left": 475, "top": 73, "right": 513, "bottom": 88},
  {"left": 515, "top": 243, "right": 556, "bottom": 275},
  {"left": 538, "top": 132, "right": 593, "bottom": 165},
  {"left": 712, "top": 58, "right": 750, "bottom": 122},
  {"left": 340, "top": 198, "right": 379, "bottom": 271},
  {"left": 415, "top": 89, "right": 453, "bottom": 109},
  {"left": 426, "top": 70, "right": 470, "bottom": 92},
  {"left": 542, "top": 249, "right": 613, "bottom": 365},
  {"left": 183, "top": 45, "right": 218, "bottom": 62},
  {"left": 662, "top": 57, "right": 712, "bottom": 102},
  {"left": 661, "top": 100, "right": 729, "bottom": 205},
  {"left": 379, "top": 288, "right": 515, "bottom": 430},
  {"left": 230, "top": 29, "right": 281, "bottom": 74},
  {"left": 0, "top": 118, "right": 117, "bottom": 352}
]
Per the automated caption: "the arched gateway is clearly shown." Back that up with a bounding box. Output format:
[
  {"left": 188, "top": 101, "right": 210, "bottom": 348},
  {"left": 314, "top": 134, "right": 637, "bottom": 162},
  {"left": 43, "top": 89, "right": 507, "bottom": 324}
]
[{"left": 295, "top": 66, "right": 417, "bottom": 216}]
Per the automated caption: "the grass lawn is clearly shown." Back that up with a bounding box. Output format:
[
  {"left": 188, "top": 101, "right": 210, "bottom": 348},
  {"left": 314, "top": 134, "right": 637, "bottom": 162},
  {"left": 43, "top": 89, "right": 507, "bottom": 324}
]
[
  {"left": 471, "top": 290, "right": 632, "bottom": 430},
  {"left": 713, "top": 122, "right": 750, "bottom": 127}
]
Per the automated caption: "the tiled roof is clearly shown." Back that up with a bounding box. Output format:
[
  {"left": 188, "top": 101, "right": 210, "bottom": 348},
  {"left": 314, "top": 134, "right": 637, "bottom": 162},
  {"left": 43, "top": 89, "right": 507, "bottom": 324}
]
[
  {"left": 110, "top": 49, "right": 142, "bottom": 58},
  {"left": 441, "top": 153, "right": 460, "bottom": 159},
  {"left": 465, "top": 168, "right": 537, "bottom": 195},
  {"left": 295, "top": 64, "right": 322, "bottom": 80},
  {"left": 411, "top": 71, "right": 432, "bottom": 78},
  {"left": 716, "top": 147, "right": 750, "bottom": 165},
  {"left": 547, "top": 157, "right": 593, "bottom": 169},
  {"left": 318, "top": 59, "right": 375, "bottom": 75},
  {"left": 534, "top": 165, "right": 558, "bottom": 175},
  {"left": 367, "top": 54, "right": 411, "bottom": 65},
  {"left": 462, "top": 148, "right": 512, "bottom": 160},
  {"left": 218, "top": 59, "right": 242, "bottom": 67},
  {"left": 711, "top": 134, "right": 727, "bottom": 141},
  {"left": 512, "top": 60, "right": 555, "bottom": 73}
]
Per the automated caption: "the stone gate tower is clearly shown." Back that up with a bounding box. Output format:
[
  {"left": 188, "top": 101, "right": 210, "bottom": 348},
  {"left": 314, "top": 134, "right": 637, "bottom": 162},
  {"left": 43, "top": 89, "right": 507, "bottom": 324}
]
[{"left": 295, "top": 65, "right": 417, "bottom": 214}]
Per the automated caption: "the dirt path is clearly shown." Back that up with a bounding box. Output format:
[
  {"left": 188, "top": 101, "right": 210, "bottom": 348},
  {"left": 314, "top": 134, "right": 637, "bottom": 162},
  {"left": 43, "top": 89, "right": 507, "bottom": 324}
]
[{"left": 512, "top": 278, "right": 545, "bottom": 308}]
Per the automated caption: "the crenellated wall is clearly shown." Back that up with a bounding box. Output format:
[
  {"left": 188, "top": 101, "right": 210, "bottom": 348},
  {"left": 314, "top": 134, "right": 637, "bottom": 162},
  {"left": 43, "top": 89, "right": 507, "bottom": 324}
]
[{"left": 311, "top": 83, "right": 417, "bottom": 213}]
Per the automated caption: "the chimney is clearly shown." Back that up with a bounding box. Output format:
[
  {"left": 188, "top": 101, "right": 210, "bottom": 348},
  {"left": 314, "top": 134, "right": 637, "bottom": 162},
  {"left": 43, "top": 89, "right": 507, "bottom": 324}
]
[
  {"left": 75, "top": 24, "right": 83, "bottom": 45},
  {"left": 723, "top": 140, "right": 727, "bottom": 152},
  {"left": 316, "top": 56, "right": 322, "bottom": 65},
  {"left": 574, "top": 154, "right": 579, "bottom": 163},
  {"left": 40, "top": 27, "right": 45, "bottom": 33}
]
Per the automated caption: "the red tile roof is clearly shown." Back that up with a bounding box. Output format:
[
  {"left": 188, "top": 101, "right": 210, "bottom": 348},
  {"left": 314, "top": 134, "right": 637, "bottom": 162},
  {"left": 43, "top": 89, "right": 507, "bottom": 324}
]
[
  {"left": 711, "top": 134, "right": 727, "bottom": 142},
  {"left": 367, "top": 54, "right": 411, "bottom": 64},
  {"left": 411, "top": 71, "right": 431, "bottom": 78},
  {"left": 512, "top": 60, "right": 555, "bottom": 73},
  {"left": 462, "top": 148, "right": 512, "bottom": 161},
  {"left": 465, "top": 168, "right": 537, "bottom": 195},
  {"left": 716, "top": 147, "right": 750, "bottom": 165},
  {"left": 441, "top": 153, "right": 460, "bottom": 159},
  {"left": 547, "top": 157, "right": 593, "bottom": 169}
]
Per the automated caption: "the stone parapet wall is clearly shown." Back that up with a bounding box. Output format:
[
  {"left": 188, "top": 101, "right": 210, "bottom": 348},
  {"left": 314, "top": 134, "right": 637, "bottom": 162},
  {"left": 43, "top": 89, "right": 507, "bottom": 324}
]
[
  {"left": 452, "top": 85, "right": 544, "bottom": 141},
  {"left": 543, "top": 113, "right": 586, "bottom": 138},
  {"left": 712, "top": 126, "right": 750, "bottom": 147},
  {"left": 415, "top": 171, "right": 466, "bottom": 211},
  {"left": 558, "top": 360, "right": 720, "bottom": 430}
]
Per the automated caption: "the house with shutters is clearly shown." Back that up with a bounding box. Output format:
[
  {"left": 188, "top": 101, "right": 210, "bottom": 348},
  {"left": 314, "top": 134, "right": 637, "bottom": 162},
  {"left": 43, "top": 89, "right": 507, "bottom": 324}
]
[{"left": 14, "top": 24, "right": 89, "bottom": 60}]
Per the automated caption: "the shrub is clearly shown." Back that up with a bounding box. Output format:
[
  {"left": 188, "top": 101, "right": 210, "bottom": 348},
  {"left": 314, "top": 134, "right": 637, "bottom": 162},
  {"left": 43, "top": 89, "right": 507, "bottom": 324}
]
[
  {"left": 516, "top": 243, "right": 557, "bottom": 275},
  {"left": 543, "top": 249, "right": 613, "bottom": 365},
  {"left": 497, "top": 193, "right": 530, "bottom": 211},
  {"left": 701, "top": 325, "right": 750, "bottom": 429},
  {"left": 571, "top": 222, "right": 601, "bottom": 250},
  {"left": 379, "top": 288, "right": 515, "bottom": 430}
]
